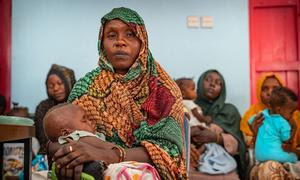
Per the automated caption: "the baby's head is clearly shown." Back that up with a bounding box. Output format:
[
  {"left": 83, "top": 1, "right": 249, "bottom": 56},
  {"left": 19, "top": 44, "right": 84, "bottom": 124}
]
[
  {"left": 269, "top": 87, "right": 298, "bottom": 121},
  {"left": 43, "top": 103, "right": 96, "bottom": 142},
  {"left": 175, "top": 78, "right": 197, "bottom": 100}
]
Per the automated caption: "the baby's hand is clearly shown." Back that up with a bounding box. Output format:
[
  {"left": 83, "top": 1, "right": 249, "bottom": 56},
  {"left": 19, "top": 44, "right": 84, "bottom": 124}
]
[{"left": 282, "top": 143, "right": 292, "bottom": 152}]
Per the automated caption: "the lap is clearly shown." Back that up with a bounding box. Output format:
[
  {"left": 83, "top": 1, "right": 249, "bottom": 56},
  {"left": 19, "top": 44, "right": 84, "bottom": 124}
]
[
  {"left": 104, "top": 161, "right": 160, "bottom": 180},
  {"left": 250, "top": 161, "right": 296, "bottom": 180},
  {"left": 189, "top": 170, "right": 239, "bottom": 180}
]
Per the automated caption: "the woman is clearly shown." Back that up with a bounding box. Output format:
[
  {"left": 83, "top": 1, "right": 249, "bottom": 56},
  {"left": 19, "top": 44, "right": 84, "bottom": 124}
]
[
  {"left": 50, "top": 7, "right": 186, "bottom": 179},
  {"left": 190, "top": 69, "right": 246, "bottom": 180},
  {"left": 240, "top": 73, "right": 284, "bottom": 147},
  {"left": 240, "top": 73, "right": 300, "bottom": 179},
  {"left": 35, "top": 64, "right": 76, "bottom": 154}
]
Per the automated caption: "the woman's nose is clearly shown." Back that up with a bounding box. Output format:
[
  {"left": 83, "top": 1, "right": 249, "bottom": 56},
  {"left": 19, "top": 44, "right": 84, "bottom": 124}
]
[
  {"left": 53, "top": 84, "right": 59, "bottom": 91},
  {"left": 115, "top": 36, "right": 126, "bottom": 47},
  {"left": 267, "top": 89, "right": 272, "bottom": 96},
  {"left": 209, "top": 82, "right": 216, "bottom": 87}
]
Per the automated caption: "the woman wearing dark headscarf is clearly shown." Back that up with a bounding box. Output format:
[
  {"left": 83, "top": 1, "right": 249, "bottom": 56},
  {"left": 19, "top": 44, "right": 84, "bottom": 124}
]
[
  {"left": 34, "top": 64, "right": 76, "bottom": 154},
  {"left": 190, "top": 69, "right": 246, "bottom": 179},
  {"left": 49, "top": 7, "right": 186, "bottom": 179}
]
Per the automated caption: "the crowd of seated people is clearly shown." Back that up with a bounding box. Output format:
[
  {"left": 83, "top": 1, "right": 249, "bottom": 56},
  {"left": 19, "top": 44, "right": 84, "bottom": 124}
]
[{"left": 2, "top": 7, "right": 300, "bottom": 180}]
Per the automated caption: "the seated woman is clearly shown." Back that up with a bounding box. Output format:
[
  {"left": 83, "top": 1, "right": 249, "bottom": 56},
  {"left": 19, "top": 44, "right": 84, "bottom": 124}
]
[
  {"left": 240, "top": 73, "right": 300, "bottom": 179},
  {"left": 240, "top": 73, "right": 284, "bottom": 147},
  {"left": 190, "top": 69, "right": 246, "bottom": 180},
  {"left": 35, "top": 64, "right": 76, "bottom": 154},
  {"left": 49, "top": 7, "right": 186, "bottom": 179}
]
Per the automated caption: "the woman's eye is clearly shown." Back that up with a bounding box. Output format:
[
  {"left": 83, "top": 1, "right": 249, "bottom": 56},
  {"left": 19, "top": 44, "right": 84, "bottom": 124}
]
[
  {"left": 126, "top": 31, "right": 134, "bottom": 38},
  {"left": 107, "top": 32, "right": 116, "bottom": 39},
  {"left": 215, "top": 80, "right": 222, "bottom": 86},
  {"left": 261, "top": 87, "right": 267, "bottom": 92},
  {"left": 48, "top": 84, "right": 54, "bottom": 89},
  {"left": 204, "top": 77, "right": 210, "bottom": 82}
]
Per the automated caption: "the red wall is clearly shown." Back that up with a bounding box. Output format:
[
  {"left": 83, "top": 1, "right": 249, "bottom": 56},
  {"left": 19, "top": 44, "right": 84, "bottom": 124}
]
[{"left": 0, "top": 0, "right": 12, "bottom": 112}]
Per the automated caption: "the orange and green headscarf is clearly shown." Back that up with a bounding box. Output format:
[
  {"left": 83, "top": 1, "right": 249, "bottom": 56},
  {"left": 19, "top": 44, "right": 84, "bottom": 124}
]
[{"left": 68, "top": 7, "right": 186, "bottom": 179}]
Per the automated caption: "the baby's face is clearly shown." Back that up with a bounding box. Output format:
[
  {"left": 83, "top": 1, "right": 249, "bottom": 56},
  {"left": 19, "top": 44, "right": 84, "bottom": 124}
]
[
  {"left": 183, "top": 80, "right": 197, "bottom": 100},
  {"left": 277, "top": 100, "right": 298, "bottom": 121}
]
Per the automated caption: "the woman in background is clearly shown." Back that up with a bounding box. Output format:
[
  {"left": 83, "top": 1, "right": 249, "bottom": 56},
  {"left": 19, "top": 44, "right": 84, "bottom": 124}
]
[
  {"left": 240, "top": 73, "right": 300, "bottom": 179},
  {"left": 190, "top": 69, "right": 246, "bottom": 180},
  {"left": 240, "top": 73, "right": 284, "bottom": 147},
  {"left": 34, "top": 64, "right": 76, "bottom": 154}
]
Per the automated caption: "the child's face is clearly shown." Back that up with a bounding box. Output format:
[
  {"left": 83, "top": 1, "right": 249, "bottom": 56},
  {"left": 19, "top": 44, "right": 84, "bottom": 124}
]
[
  {"left": 261, "top": 77, "right": 281, "bottom": 106},
  {"left": 182, "top": 80, "right": 197, "bottom": 100},
  {"left": 276, "top": 100, "right": 298, "bottom": 121},
  {"left": 102, "top": 19, "right": 141, "bottom": 75}
]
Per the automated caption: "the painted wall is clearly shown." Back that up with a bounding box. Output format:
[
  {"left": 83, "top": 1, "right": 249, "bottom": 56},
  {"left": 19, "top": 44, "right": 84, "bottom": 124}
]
[{"left": 12, "top": 0, "right": 250, "bottom": 114}]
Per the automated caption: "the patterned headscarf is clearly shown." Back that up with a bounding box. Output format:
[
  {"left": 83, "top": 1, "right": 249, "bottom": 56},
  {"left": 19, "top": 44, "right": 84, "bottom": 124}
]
[{"left": 68, "top": 7, "right": 186, "bottom": 179}]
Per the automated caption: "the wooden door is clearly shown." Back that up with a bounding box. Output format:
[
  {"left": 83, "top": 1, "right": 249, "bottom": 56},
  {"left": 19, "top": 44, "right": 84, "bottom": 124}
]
[
  {"left": 0, "top": 0, "right": 12, "bottom": 112},
  {"left": 249, "top": 0, "right": 300, "bottom": 105}
]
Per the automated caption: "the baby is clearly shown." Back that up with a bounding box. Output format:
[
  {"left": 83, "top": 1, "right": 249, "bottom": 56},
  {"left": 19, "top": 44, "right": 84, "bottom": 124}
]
[
  {"left": 43, "top": 103, "right": 105, "bottom": 143},
  {"left": 43, "top": 103, "right": 106, "bottom": 180},
  {"left": 249, "top": 87, "right": 298, "bottom": 163},
  {"left": 44, "top": 103, "right": 160, "bottom": 180},
  {"left": 175, "top": 78, "right": 211, "bottom": 127}
]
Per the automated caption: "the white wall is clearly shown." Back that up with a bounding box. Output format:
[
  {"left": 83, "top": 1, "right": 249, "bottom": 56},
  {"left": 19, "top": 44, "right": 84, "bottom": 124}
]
[{"left": 12, "top": 0, "right": 250, "bottom": 114}]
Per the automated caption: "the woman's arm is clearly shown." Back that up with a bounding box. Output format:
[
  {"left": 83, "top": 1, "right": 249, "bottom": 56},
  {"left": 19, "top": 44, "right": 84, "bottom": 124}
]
[
  {"left": 191, "top": 126, "right": 218, "bottom": 147},
  {"left": 53, "top": 137, "right": 153, "bottom": 168}
]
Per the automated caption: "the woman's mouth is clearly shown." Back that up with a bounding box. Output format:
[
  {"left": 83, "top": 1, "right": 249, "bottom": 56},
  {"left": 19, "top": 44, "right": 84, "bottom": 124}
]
[
  {"left": 207, "top": 88, "right": 215, "bottom": 94},
  {"left": 53, "top": 93, "right": 65, "bottom": 99},
  {"left": 114, "top": 51, "right": 129, "bottom": 59}
]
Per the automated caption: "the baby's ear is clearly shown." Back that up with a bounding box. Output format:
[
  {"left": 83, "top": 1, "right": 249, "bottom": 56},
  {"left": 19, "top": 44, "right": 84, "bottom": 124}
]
[{"left": 61, "top": 128, "right": 71, "bottom": 136}]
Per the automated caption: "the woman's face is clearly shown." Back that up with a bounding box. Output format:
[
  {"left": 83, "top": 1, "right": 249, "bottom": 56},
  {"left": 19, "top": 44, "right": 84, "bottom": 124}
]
[
  {"left": 47, "top": 74, "right": 66, "bottom": 102},
  {"left": 261, "top": 77, "right": 281, "bottom": 106},
  {"left": 203, "top": 72, "right": 222, "bottom": 100},
  {"left": 102, "top": 19, "right": 141, "bottom": 75}
]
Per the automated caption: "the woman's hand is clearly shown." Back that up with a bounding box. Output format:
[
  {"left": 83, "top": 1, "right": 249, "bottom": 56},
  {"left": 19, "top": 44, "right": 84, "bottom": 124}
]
[
  {"left": 191, "top": 126, "right": 217, "bottom": 146},
  {"left": 53, "top": 138, "right": 119, "bottom": 179},
  {"left": 203, "top": 115, "right": 212, "bottom": 124},
  {"left": 250, "top": 113, "right": 264, "bottom": 136}
]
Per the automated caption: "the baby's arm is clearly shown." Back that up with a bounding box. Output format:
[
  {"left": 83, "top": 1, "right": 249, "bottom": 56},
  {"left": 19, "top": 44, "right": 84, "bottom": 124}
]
[
  {"left": 280, "top": 119, "right": 294, "bottom": 152},
  {"left": 191, "top": 108, "right": 212, "bottom": 124}
]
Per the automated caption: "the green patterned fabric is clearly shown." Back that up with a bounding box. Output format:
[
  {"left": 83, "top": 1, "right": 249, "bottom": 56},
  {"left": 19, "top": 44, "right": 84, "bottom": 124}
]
[
  {"left": 101, "top": 7, "right": 144, "bottom": 26},
  {"left": 68, "top": 67, "right": 101, "bottom": 102},
  {"left": 133, "top": 117, "right": 183, "bottom": 157}
]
